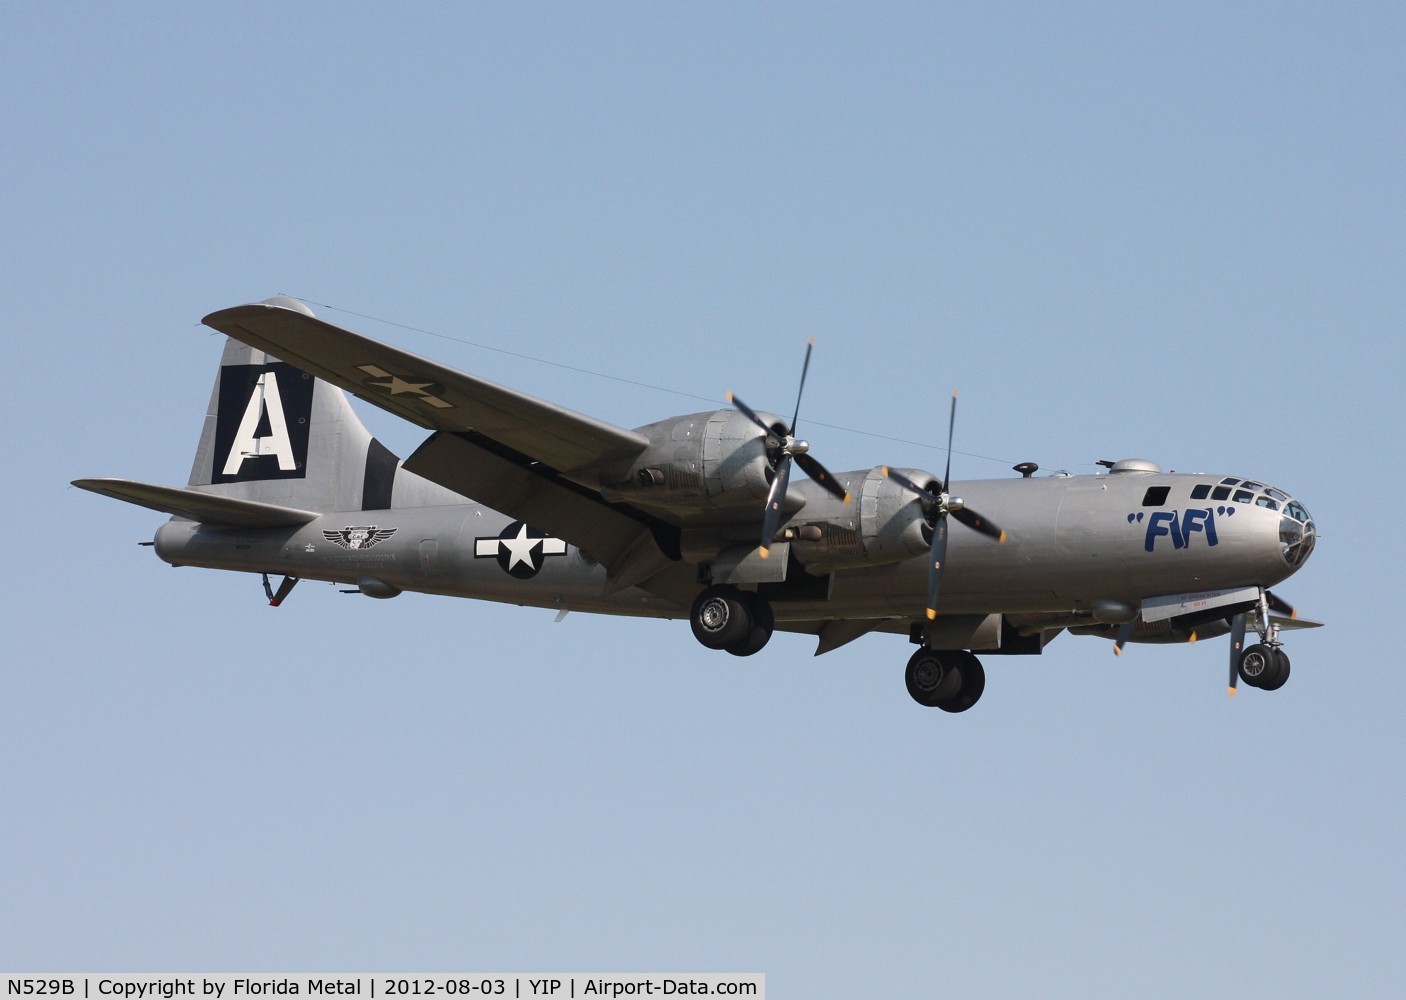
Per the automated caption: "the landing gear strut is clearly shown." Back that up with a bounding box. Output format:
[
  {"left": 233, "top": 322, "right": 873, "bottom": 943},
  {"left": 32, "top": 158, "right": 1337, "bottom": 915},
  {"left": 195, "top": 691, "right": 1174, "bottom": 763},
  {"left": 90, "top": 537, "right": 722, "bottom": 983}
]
[
  {"left": 689, "top": 585, "right": 774, "bottom": 657},
  {"left": 905, "top": 648, "right": 986, "bottom": 712}
]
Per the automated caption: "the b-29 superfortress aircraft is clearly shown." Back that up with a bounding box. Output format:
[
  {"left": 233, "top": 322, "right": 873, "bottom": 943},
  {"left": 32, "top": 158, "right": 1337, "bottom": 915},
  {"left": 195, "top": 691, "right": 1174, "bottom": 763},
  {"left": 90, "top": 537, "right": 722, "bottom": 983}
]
[{"left": 76, "top": 296, "right": 1320, "bottom": 712}]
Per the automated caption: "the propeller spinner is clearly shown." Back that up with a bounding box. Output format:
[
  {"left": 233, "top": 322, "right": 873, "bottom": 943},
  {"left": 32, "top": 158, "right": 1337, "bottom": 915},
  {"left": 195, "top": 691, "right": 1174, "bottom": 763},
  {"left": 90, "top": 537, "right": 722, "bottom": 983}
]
[
  {"left": 728, "top": 338, "right": 850, "bottom": 558},
  {"left": 884, "top": 391, "right": 1007, "bottom": 620}
]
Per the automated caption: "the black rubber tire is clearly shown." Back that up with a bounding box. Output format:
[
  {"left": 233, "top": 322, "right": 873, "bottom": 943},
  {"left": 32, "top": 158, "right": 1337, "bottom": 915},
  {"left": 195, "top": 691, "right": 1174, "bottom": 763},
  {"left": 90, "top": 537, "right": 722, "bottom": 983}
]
[
  {"left": 690, "top": 586, "right": 753, "bottom": 650},
  {"left": 1259, "top": 648, "right": 1291, "bottom": 691},
  {"left": 1238, "top": 643, "right": 1277, "bottom": 689},
  {"left": 905, "top": 649, "right": 963, "bottom": 708},
  {"left": 725, "top": 594, "right": 774, "bottom": 657},
  {"left": 938, "top": 651, "right": 986, "bottom": 713}
]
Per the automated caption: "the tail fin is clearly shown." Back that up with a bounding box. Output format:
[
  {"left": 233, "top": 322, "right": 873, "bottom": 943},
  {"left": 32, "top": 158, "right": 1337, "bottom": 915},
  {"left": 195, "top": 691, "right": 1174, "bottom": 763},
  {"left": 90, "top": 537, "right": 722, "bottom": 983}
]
[{"left": 187, "top": 297, "right": 406, "bottom": 513}]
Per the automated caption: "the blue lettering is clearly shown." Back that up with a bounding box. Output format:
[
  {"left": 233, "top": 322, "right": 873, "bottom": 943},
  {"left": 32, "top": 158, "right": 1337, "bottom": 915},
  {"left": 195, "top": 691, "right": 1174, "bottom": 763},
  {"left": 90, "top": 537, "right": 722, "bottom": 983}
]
[
  {"left": 1145, "top": 511, "right": 1184, "bottom": 552},
  {"left": 1142, "top": 507, "right": 1221, "bottom": 551},
  {"left": 1180, "top": 507, "right": 1219, "bottom": 547}
]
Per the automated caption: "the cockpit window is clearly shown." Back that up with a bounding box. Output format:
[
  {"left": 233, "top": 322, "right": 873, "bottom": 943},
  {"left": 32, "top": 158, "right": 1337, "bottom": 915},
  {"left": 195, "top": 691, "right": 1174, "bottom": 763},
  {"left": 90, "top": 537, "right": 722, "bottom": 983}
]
[
  {"left": 1240, "top": 481, "right": 1264, "bottom": 491},
  {"left": 1220, "top": 477, "right": 1240, "bottom": 486},
  {"left": 1285, "top": 501, "right": 1310, "bottom": 524},
  {"left": 1266, "top": 487, "right": 1288, "bottom": 502},
  {"left": 1256, "top": 496, "right": 1279, "bottom": 511},
  {"left": 1142, "top": 486, "right": 1170, "bottom": 506},
  {"left": 1233, "top": 489, "right": 1253, "bottom": 503},
  {"left": 1212, "top": 485, "right": 1231, "bottom": 500},
  {"left": 1190, "top": 484, "right": 1211, "bottom": 499}
]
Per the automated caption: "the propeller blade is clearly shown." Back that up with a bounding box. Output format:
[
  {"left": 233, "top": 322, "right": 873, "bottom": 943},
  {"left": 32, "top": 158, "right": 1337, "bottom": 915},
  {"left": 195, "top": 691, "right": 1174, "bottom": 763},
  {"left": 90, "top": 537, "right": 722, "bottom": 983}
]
[
  {"left": 951, "top": 506, "right": 1007, "bottom": 543},
  {"left": 795, "top": 452, "right": 850, "bottom": 503},
  {"left": 1228, "top": 612, "right": 1247, "bottom": 696},
  {"left": 790, "top": 337, "right": 814, "bottom": 434},
  {"left": 726, "top": 392, "right": 775, "bottom": 439},
  {"left": 1266, "top": 591, "right": 1297, "bottom": 618},
  {"left": 924, "top": 514, "right": 948, "bottom": 620},
  {"left": 759, "top": 455, "right": 793, "bottom": 559},
  {"left": 943, "top": 390, "right": 957, "bottom": 490},
  {"left": 1114, "top": 619, "right": 1135, "bottom": 655}
]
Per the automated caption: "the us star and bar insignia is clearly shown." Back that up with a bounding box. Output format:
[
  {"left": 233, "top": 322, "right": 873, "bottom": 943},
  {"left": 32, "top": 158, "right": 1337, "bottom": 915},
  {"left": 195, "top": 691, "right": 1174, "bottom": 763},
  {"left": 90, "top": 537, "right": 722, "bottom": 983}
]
[
  {"left": 357, "top": 364, "right": 454, "bottom": 409},
  {"left": 475, "top": 521, "right": 568, "bottom": 579}
]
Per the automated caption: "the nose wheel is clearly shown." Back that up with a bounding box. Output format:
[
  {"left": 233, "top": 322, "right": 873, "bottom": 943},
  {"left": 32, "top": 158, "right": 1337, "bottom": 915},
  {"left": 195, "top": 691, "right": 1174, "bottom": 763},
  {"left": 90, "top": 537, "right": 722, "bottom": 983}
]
[
  {"left": 1229, "top": 590, "right": 1303, "bottom": 695},
  {"left": 1237, "top": 643, "right": 1290, "bottom": 691}
]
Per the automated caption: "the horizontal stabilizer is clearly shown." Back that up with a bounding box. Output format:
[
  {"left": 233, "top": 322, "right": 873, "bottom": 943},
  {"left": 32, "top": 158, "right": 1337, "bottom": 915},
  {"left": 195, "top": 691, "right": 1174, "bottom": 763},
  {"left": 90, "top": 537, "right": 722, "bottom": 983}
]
[{"left": 72, "top": 478, "right": 319, "bottom": 528}]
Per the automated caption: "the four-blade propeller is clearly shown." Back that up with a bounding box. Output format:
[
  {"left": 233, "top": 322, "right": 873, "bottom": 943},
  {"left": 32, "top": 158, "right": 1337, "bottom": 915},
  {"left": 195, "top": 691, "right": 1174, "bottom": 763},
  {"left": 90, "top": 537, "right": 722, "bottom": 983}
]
[
  {"left": 728, "top": 338, "right": 850, "bottom": 558},
  {"left": 882, "top": 391, "right": 1007, "bottom": 620}
]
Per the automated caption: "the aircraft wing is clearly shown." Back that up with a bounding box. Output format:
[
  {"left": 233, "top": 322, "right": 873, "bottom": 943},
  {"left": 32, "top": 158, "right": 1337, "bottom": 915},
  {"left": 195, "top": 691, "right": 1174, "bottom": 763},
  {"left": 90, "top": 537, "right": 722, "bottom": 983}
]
[{"left": 202, "top": 300, "right": 650, "bottom": 474}]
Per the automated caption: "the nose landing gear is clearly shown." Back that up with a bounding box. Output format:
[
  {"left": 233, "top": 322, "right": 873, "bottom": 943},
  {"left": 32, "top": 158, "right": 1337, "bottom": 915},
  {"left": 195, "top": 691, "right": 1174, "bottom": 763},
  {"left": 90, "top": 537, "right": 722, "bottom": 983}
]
[{"left": 1230, "top": 591, "right": 1298, "bottom": 695}]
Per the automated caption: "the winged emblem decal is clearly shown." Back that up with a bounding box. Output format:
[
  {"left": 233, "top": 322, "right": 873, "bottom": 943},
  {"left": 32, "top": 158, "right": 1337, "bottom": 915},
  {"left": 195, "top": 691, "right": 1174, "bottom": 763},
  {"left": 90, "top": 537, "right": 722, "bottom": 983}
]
[{"left": 322, "top": 525, "right": 398, "bottom": 550}]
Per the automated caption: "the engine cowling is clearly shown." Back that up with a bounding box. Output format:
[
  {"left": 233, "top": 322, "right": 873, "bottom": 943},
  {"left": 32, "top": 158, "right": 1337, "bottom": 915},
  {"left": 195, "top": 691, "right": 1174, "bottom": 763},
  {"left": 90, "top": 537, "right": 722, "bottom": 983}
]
[
  {"left": 595, "top": 408, "right": 782, "bottom": 512},
  {"left": 788, "top": 466, "right": 936, "bottom": 573}
]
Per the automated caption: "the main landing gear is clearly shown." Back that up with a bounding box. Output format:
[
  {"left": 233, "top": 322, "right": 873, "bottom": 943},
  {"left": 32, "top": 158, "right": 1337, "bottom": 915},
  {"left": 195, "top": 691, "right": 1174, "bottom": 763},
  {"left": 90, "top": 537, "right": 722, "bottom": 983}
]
[
  {"left": 904, "top": 648, "right": 986, "bottom": 712},
  {"left": 690, "top": 585, "right": 775, "bottom": 657}
]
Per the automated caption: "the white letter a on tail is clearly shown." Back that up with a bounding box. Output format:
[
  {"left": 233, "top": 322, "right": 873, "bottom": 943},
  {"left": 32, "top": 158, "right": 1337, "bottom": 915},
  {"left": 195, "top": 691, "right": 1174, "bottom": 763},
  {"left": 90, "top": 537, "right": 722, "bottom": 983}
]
[{"left": 223, "top": 371, "right": 297, "bottom": 475}]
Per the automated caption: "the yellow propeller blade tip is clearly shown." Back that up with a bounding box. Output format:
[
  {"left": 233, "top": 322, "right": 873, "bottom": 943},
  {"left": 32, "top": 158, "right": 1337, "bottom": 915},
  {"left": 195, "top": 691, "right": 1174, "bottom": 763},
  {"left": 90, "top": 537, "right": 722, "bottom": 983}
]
[
  {"left": 998, "top": 531, "right": 1008, "bottom": 543},
  {"left": 1114, "top": 646, "right": 1123, "bottom": 656},
  {"left": 1189, "top": 630, "right": 1199, "bottom": 644},
  {"left": 725, "top": 391, "right": 734, "bottom": 403},
  {"left": 758, "top": 547, "right": 770, "bottom": 559},
  {"left": 1228, "top": 687, "right": 1238, "bottom": 697},
  {"left": 879, "top": 465, "right": 889, "bottom": 476},
  {"left": 842, "top": 492, "right": 852, "bottom": 504}
]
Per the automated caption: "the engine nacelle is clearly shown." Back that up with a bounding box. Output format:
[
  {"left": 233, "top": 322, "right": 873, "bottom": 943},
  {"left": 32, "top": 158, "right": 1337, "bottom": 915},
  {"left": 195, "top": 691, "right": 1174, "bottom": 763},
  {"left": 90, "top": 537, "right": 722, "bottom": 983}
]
[
  {"left": 789, "top": 466, "right": 936, "bottom": 573},
  {"left": 595, "top": 409, "right": 782, "bottom": 512}
]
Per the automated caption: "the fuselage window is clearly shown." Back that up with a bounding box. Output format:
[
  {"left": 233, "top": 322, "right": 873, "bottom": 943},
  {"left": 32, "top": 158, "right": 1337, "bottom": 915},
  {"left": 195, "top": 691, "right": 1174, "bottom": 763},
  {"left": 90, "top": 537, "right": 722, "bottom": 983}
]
[
  {"left": 1190, "top": 484, "right": 1211, "bottom": 500},
  {"left": 1233, "top": 489, "right": 1253, "bottom": 503},
  {"left": 1212, "top": 485, "right": 1232, "bottom": 500},
  {"left": 1142, "top": 486, "right": 1171, "bottom": 506}
]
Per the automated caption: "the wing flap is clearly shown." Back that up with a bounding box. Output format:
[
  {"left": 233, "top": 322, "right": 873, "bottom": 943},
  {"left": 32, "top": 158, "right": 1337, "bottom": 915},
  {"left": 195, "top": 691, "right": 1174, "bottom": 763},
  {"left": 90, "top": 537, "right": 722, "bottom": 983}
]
[
  {"left": 201, "top": 301, "right": 650, "bottom": 474},
  {"left": 72, "top": 478, "right": 319, "bottom": 528}
]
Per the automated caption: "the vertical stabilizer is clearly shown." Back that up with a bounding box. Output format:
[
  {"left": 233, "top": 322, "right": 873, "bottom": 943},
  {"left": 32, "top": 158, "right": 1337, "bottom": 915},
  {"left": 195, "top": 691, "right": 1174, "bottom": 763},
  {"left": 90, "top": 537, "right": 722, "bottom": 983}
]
[{"left": 186, "top": 297, "right": 455, "bottom": 513}]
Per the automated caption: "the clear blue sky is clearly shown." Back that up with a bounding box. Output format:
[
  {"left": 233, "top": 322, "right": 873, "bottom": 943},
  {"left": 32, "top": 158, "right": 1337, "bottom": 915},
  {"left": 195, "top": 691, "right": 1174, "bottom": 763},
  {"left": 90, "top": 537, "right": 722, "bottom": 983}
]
[{"left": 4, "top": 3, "right": 1402, "bottom": 995}]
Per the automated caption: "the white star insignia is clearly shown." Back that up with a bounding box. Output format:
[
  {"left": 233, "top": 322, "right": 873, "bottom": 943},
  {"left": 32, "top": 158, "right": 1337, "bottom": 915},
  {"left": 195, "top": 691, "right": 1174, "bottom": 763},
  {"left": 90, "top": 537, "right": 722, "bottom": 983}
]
[{"left": 499, "top": 522, "right": 542, "bottom": 571}]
